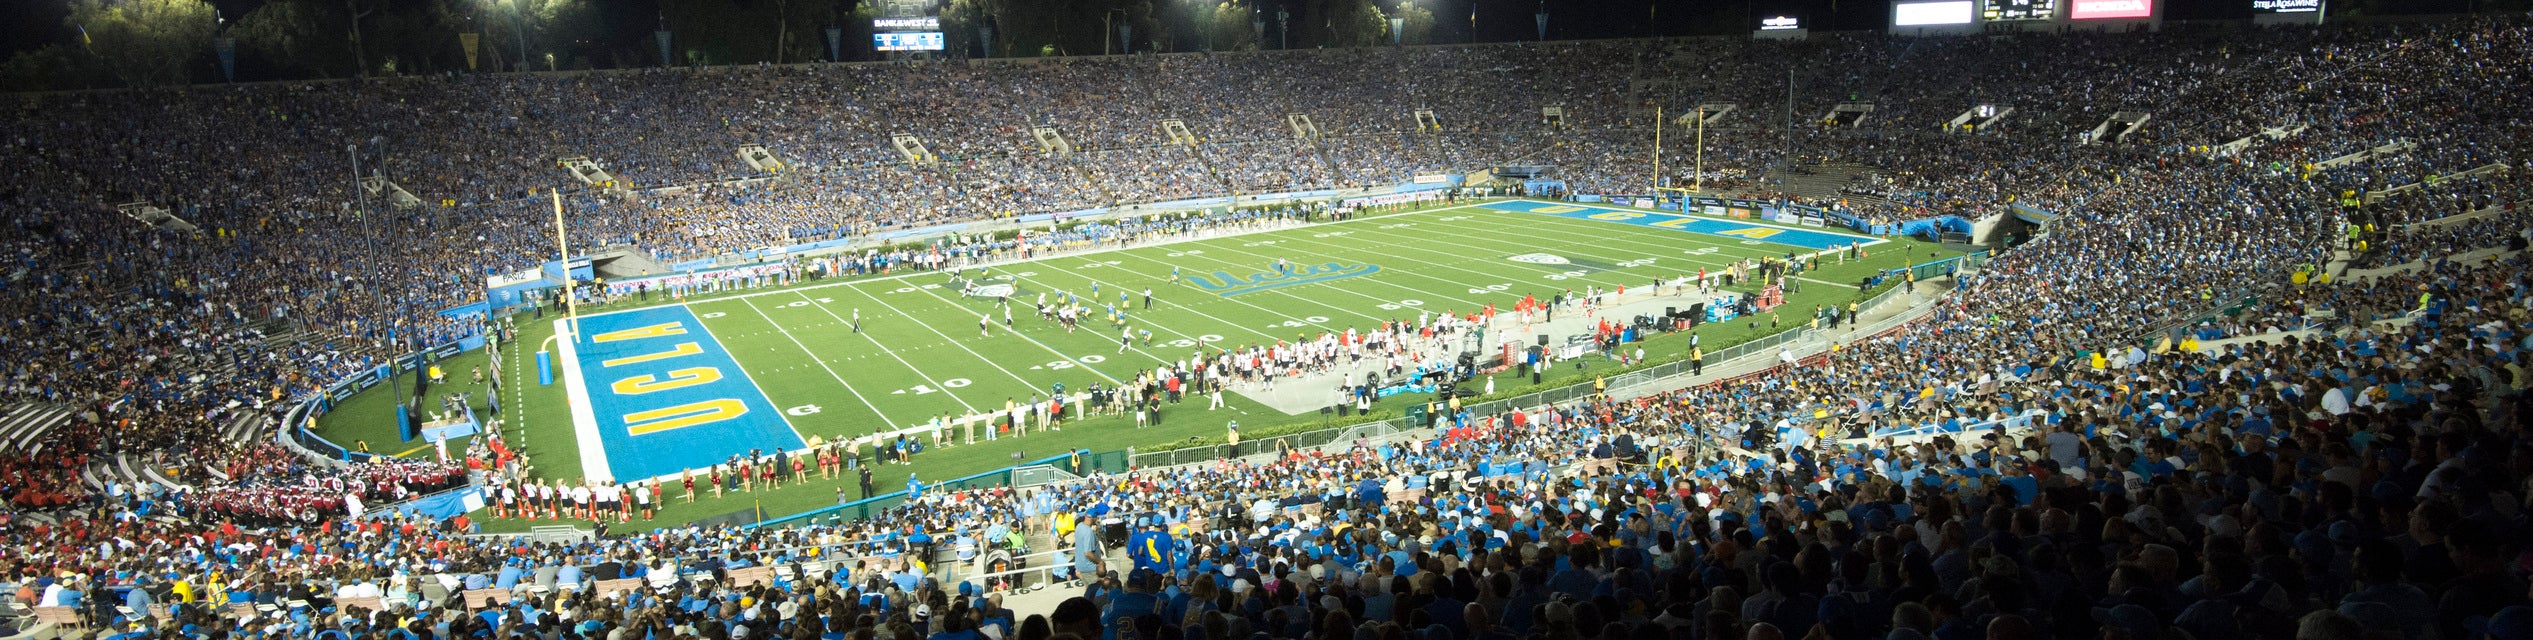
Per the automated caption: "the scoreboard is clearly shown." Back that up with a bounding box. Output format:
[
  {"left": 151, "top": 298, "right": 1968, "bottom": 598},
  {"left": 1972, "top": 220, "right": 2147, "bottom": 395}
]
[
  {"left": 873, "top": 16, "right": 944, "bottom": 52},
  {"left": 1982, "top": 0, "right": 2058, "bottom": 20},
  {"left": 874, "top": 32, "right": 945, "bottom": 51}
]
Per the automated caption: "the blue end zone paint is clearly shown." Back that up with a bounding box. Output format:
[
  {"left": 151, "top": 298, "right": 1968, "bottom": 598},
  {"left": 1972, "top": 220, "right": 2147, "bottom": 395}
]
[
  {"left": 1479, "top": 200, "right": 1880, "bottom": 251},
  {"left": 572, "top": 305, "right": 801, "bottom": 482}
]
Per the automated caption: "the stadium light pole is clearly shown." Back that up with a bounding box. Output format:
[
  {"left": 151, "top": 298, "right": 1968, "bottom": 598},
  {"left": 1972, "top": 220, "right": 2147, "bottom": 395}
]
[
  {"left": 512, "top": 0, "right": 530, "bottom": 72},
  {"left": 1781, "top": 66, "right": 1795, "bottom": 171},
  {"left": 1277, "top": 8, "right": 1288, "bottom": 50},
  {"left": 1105, "top": 9, "right": 1128, "bottom": 55},
  {"left": 349, "top": 141, "right": 407, "bottom": 448},
  {"left": 1651, "top": 105, "right": 1663, "bottom": 190}
]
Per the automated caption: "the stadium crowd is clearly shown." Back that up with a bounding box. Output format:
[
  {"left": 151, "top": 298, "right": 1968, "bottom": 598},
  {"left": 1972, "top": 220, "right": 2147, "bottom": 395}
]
[{"left": 3, "top": 15, "right": 2533, "bottom": 640}]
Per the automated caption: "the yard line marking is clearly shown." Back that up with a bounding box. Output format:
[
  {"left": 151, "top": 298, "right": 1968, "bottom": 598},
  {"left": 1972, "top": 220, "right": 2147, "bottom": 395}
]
[
  {"left": 1111, "top": 253, "right": 1386, "bottom": 326},
  {"left": 786, "top": 290, "right": 980, "bottom": 413},
  {"left": 859, "top": 278, "right": 1121, "bottom": 386},
  {"left": 1276, "top": 211, "right": 1671, "bottom": 290},
  {"left": 984, "top": 267, "right": 1263, "bottom": 360},
  {"left": 1022, "top": 257, "right": 1300, "bottom": 339},
  {"left": 1120, "top": 233, "right": 1480, "bottom": 315},
  {"left": 737, "top": 296, "right": 893, "bottom": 425},
  {"left": 1035, "top": 231, "right": 1388, "bottom": 330},
  {"left": 1464, "top": 202, "right": 1903, "bottom": 277},
  {"left": 1480, "top": 213, "right": 1909, "bottom": 287},
  {"left": 668, "top": 303, "right": 813, "bottom": 447},
  {"left": 1254, "top": 230, "right": 1627, "bottom": 297},
  {"left": 1187, "top": 239, "right": 1503, "bottom": 310}
]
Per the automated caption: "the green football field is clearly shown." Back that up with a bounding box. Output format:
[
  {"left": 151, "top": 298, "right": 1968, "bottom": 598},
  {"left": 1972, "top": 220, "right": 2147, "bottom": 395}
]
[{"left": 314, "top": 198, "right": 1955, "bottom": 530}]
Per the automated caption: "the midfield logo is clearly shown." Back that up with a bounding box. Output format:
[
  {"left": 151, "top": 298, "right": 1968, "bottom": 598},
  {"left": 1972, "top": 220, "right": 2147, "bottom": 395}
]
[{"left": 1186, "top": 262, "right": 1382, "bottom": 297}]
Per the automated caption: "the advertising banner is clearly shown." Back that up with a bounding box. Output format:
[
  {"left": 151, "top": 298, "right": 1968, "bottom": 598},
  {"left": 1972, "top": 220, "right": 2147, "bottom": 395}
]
[
  {"left": 2070, "top": 0, "right": 2153, "bottom": 19},
  {"left": 1894, "top": 1, "right": 1976, "bottom": 25}
]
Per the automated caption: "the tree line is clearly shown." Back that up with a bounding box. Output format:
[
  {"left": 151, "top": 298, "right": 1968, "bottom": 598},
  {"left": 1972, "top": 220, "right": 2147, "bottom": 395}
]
[{"left": 0, "top": 0, "right": 1442, "bottom": 92}]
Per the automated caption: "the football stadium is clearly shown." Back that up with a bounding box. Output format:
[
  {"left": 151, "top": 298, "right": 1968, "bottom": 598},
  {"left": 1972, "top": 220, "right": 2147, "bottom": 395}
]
[{"left": 1, "top": 0, "right": 2530, "bottom": 638}]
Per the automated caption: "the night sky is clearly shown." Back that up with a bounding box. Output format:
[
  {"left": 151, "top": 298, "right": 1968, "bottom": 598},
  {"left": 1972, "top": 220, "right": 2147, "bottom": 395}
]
[{"left": 0, "top": 0, "right": 2488, "bottom": 65}]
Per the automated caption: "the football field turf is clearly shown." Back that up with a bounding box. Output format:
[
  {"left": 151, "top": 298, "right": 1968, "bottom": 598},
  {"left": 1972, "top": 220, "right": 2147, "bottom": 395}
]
[
  {"left": 557, "top": 198, "right": 1898, "bottom": 482},
  {"left": 318, "top": 198, "right": 1953, "bottom": 528}
]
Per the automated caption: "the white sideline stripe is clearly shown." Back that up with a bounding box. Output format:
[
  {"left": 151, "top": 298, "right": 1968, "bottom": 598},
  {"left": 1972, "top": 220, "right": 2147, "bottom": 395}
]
[
  {"left": 553, "top": 317, "right": 612, "bottom": 483},
  {"left": 784, "top": 289, "right": 979, "bottom": 413},
  {"left": 505, "top": 332, "right": 530, "bottom": 466}
]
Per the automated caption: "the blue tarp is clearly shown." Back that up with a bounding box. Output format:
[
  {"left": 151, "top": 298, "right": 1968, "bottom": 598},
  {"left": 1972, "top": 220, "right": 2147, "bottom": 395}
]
[
  {"left": 368, "top": 486, "right": 484, "bottom": 521},
  {"left": 1894, "top": 216, "right": 1973, "bottom": 239},
  {"left": 437, "top": 302, "right": 489, "bottom": 320}
]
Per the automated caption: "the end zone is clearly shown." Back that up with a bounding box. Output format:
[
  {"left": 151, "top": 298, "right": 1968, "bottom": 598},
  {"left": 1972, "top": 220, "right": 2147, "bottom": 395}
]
[
  {"left": 555, "top": 305, "right": 802, "bottom": 483},
  {"left": 1481, "top": 200, "right": 1886, "bottom": 250}
]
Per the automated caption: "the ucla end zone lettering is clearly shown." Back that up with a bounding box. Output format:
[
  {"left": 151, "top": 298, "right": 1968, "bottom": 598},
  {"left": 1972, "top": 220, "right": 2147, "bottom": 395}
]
[
  {"left": 561, "top": 305, "right": 801, "bottom": 483},
  {"left": 1186, "top": 261, "right": 1382, "bottom": 297},
  {"left": 1481, "top": 200, "right": 1880, "bottom": 251}
]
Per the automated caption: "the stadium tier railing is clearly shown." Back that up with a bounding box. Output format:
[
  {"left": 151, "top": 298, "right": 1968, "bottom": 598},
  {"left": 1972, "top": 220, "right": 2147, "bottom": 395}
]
[
  {"left": 1838, "top": 409, "right": 2050, "bottom": 448},
  {"left": 1010, "top": 464, "right": 1082, "bottom": 488},
  {"left": 1125, "top": 419, "right": 1415, "bottom": 469},
  {"left": 2120, "top": 289, "right": 2262, "bottom": 350},
  {"left": 749, "top": 452, "right": 1084, "bottom": 529}
]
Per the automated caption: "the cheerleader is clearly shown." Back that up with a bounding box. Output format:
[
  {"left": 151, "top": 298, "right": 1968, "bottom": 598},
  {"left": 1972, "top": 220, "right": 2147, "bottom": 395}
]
[
  {"left": 494, "top": 481, "right": 516, "bottom": 519},
  {"left": 539, "top": 480, "right": 560, "bottom": 520}
]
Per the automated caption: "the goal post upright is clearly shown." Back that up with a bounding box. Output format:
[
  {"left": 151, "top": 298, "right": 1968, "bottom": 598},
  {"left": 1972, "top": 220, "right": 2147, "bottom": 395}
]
[{"left": 553, "top": 188, "right": 581, "bottom": 343}]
